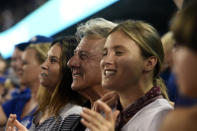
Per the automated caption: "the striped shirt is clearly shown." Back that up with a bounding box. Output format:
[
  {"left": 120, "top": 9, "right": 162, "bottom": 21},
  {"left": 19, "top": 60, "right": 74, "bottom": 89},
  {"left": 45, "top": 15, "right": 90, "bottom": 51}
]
[{"left": 30, "top": 104, "right": 82, "bottom": 131}]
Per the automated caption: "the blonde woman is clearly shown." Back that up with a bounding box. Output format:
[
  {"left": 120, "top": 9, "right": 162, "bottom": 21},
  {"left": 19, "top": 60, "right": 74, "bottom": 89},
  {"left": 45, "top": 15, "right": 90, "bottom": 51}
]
[
  {"left": 4, "top": 43, "right": 50, "bottom": 129},
  {"left": 80, "top": 20, "right": 173, "bottom": 131}
]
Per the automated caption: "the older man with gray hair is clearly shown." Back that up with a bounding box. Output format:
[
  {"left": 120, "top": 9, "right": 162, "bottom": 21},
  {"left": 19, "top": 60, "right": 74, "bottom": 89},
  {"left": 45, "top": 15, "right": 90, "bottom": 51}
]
[
  {"left": 68, "top": 18, "right": 117, "bottom": 106},
  {"left": 58, "top": 18, "right": 117, "bottom": 131}
]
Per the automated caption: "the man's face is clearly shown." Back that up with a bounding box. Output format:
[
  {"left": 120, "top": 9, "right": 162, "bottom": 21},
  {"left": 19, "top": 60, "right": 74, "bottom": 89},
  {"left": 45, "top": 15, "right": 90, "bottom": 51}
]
[{"left": 67, "top": 36, "right": 105, "bottom": 91}]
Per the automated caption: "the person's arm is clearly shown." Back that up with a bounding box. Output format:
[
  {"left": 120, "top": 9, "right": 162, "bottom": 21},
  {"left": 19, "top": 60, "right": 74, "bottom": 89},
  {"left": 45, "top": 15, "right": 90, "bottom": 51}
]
[
  {"left": 0, "top": 105, "right": 7, "bottom": 126},
  {"left": 80, "top": 100, "right": 119, "bottom": 131}
]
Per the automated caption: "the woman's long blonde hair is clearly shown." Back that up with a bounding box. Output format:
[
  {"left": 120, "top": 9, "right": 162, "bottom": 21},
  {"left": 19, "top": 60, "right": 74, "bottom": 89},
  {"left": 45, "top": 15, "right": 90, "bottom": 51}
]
[{"left": 109, "top": 20, "right": 168, "bottom": 99}]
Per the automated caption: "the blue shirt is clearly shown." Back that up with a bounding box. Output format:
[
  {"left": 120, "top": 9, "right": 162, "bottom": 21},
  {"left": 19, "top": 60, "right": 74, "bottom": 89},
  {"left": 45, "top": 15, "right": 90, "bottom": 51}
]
[
  {"left": 166, "top": 73, "right": 197, "bottom": 107},
  {"left": 2, "top": 88, "right": 35, "bottom": 129}
]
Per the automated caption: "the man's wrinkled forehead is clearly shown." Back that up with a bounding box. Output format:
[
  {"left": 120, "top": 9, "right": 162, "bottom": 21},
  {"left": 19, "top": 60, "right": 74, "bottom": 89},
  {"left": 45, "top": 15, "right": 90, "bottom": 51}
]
[{"left": 75, "top": 36, "right": 106, "bottom": 54}]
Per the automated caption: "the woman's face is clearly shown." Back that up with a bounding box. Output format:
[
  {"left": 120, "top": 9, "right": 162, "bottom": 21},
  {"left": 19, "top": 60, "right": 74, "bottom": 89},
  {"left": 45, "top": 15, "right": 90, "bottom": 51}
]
[
  {"left": 100, "top": 31, "right": 145, "bottom": 92},
  {"left": 40, "top": 43, "right": 61, "bottom": 90},
  {"left": 19, "top": 49, "right": 41, "bottom": 86},
  {"left": 172, "top": 46, "right": 197, "bottom": 97}
]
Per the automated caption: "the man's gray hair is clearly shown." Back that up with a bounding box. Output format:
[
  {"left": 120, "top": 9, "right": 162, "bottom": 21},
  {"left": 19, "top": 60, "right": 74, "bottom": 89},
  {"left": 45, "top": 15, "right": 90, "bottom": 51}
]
[{"left": 76, "top": 18, "right": 117, "bottom": 40}]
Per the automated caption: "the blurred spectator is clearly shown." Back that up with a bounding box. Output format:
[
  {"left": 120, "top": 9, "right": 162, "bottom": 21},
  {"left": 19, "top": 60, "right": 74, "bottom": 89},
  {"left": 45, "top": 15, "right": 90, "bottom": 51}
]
[
  {"left": 0, "top": 77, "right": 6, "bottom": 103},
  {"left": 161, "top": 32, "right": 175, "bottom": 73},
  {"left": 161, "top": 0, "right": 197, "bottom": 106},
  {"left": 11, "top": 43, "right": 29, "bottom": 86},
  {"left": 0, "top": 35, "right": 53, "bottom": 128},
  {"left": 0, "top": 56, "right": 7, "bottom": 76},
  {"left": 160, "top": 1, "right": 197, "bottom": 130},
  {"left": 1, "top": 43, "right": 51, "bottom": 128}
]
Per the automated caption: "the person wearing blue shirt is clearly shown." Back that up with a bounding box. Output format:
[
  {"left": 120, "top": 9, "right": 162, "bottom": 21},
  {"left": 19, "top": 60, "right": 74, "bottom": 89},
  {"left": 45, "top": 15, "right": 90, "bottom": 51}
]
[{"left": 0, "top": 36, "right": 52, "bottom": 128}]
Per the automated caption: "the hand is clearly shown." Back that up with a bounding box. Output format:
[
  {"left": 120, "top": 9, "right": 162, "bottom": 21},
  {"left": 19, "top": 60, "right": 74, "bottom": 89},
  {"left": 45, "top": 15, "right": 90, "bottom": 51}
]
[
  {"left": 80, "top": 100, "right": 119, "bottom": 131},
  {"left": 92, "top": 91, "right": 118, "bottom": 112},
  {"left": 6, "top": 114, "right": 16, "bottom": 131},
  {"left": 101, "top": 91, "right": 118, "bottom": 106},
  {"left": 6, "top": 114, "right": 28, "bottom": 131},
  {"left": 93, "top": 91, "right": 118, "bottom": 112}
]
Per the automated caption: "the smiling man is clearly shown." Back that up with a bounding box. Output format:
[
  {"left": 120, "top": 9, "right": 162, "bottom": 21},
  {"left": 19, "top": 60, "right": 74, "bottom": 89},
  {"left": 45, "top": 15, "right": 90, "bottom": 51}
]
[
  {"left": 68, "top": 18, "right": 117, "bottom": 106},
  {"left": 64, "top": 18, "right": 117, "bottom": 131}
]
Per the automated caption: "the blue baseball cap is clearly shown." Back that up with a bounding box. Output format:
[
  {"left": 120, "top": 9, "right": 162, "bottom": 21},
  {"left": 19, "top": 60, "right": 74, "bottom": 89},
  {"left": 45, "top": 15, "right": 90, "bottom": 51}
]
[
  {"left": 15, "top": 42, "right": 30, "bottom": 51},
  {"left": 25, "top": 35, "right": 53, "bottom": 44}
]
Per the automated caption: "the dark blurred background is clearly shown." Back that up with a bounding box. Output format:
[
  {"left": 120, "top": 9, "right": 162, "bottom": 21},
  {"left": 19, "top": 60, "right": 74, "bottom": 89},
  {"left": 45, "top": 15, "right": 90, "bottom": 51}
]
[{"left": 0, "top": 0, "right": 177, "bottom": 37}]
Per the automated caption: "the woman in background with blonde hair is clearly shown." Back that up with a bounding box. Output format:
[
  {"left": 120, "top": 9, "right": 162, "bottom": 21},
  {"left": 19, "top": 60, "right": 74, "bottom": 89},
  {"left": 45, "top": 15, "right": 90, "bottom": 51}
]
[{"left": 4, "top": 43, "right": 50, "bottom": 129}]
